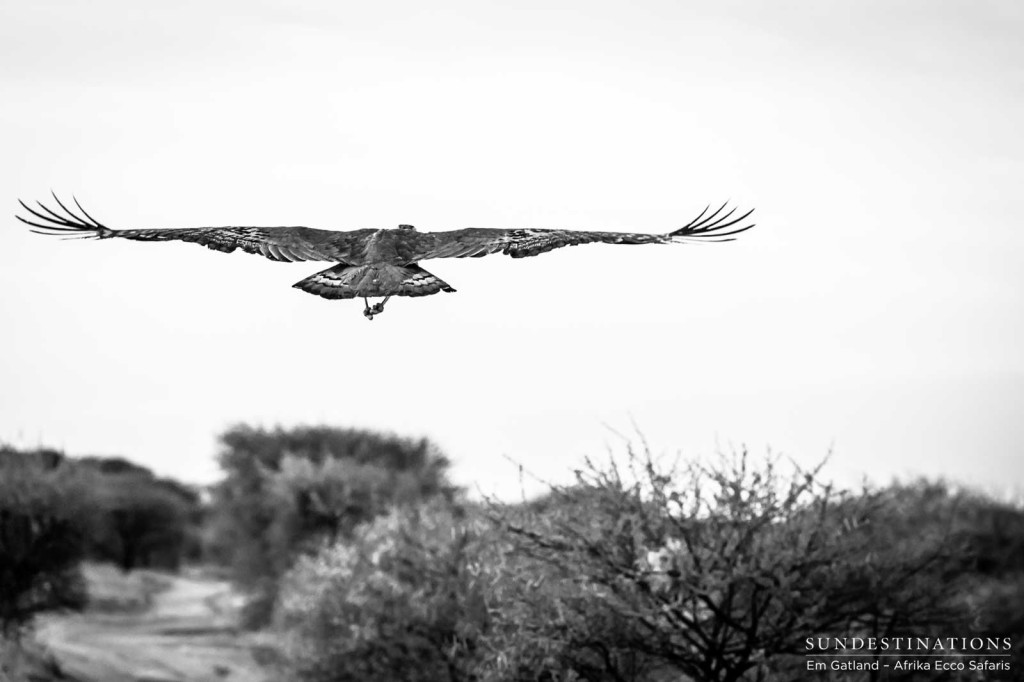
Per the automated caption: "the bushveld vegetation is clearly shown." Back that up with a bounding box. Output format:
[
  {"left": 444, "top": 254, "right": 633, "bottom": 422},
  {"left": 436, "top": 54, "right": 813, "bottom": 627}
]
[
  {"left": 0, "top": 447, "right": 201, "bottom": 634},
  {"left": 204, "top": 424, "right": 456, "bottom": 626},
  {"left": 273, "top": 446, "right": 1024, "bottom": 682},
  {"left": 2, "top": 430, "right": 1021, "bottom": 681},
  {"left": 0, "top": 448, "right": 88, "bottom": 636},
  {"left": 0, "top": 445, "right": 204, "bottom": 680}
]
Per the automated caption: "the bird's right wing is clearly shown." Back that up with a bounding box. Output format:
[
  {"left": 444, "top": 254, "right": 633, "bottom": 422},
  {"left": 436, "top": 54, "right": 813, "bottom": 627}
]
[
  {"left": 400, "top": 203, "right": 754, "bottom": 261},
  {"left": 17, "top": 195, "right": 372, "bottom": 263}
]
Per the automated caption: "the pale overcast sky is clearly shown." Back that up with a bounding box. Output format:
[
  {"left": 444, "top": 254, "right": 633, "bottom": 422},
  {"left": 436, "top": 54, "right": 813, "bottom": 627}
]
[{"left": 2, "top": 0, "right": 1021, "bottom": 499}]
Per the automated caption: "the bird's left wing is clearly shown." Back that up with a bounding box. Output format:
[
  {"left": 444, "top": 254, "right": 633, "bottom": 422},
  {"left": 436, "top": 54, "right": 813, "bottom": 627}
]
[
  {"left": 401, "top": 203, "right": 754, "bottom": 261},
  {"left": 17, "top": 195, "right": 371, "bottom": 263}
]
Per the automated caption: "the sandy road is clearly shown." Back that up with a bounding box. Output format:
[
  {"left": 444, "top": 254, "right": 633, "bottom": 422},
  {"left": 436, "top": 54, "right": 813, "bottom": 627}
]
[{"left": 35, "top": 571, "right": 271, "bottom": 682}]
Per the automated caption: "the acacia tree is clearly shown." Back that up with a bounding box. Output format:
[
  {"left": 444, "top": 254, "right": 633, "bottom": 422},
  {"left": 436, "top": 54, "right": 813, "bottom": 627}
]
[
  {"left": 65, "top": 457, "right": 201, "bottom": 573},
  {"left": 91, "top": 480, "right": 190, "bottom": 572},
  {"left": 486, "top": 448, "right": 970, "bottom": 682}
]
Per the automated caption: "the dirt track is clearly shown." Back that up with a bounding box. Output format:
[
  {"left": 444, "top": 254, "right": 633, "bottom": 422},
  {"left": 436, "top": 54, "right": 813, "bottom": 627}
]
[{"left": 36, "top": 571, "right": 271, "bottom": 682}]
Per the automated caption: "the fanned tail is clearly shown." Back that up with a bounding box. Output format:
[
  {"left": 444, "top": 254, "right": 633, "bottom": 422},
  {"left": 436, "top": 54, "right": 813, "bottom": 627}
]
[{"left": 293, "top": 263, "right": 456, "bottom": 300}]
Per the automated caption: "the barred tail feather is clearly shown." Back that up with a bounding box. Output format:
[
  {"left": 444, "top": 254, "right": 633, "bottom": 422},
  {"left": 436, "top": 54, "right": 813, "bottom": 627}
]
[{"left": 293, "top": 263, "right": 456, "bottom": 300}]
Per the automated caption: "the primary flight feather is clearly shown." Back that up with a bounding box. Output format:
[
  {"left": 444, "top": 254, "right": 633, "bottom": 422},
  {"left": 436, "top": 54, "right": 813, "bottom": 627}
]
[{"left": 17, "top": 194, "right": 755, "bottom": 320}]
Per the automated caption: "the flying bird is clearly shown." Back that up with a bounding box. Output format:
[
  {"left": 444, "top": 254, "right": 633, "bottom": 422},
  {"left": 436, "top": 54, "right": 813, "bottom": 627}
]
[{"left": 16, "top": 195, "right": 755, "bottom": 320}]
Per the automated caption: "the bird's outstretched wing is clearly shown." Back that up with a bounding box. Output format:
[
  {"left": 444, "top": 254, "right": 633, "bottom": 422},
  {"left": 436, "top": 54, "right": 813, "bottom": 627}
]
[
  {"left": 401, "top": 203, "right": 755, "bottom": 260},
  {"left": 16, "top": 195, "right": 371, "bottom": 263}
]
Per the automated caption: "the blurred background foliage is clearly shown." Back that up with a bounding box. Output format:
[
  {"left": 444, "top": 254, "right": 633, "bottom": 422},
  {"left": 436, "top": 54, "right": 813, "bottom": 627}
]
[
  {"left": 205, "top": 424, "right": 456, "bottom": 626},
  {"left": 0, "top": 446, "right": 200, "bottom": 635},
  {"left": 1, "top": 430, "right": 1022, "bottom": 681}
]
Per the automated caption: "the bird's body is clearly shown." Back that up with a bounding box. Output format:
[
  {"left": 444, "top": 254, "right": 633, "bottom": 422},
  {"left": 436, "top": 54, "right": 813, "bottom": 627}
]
[{"left": 17, "top": 195, "right": 755, "bottom": 319}]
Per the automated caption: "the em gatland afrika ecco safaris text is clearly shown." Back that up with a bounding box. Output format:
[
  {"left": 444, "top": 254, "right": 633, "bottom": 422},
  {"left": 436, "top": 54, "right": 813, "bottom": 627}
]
[{"left": 804, "top": 636, "right": 1012, "bottom": 673}]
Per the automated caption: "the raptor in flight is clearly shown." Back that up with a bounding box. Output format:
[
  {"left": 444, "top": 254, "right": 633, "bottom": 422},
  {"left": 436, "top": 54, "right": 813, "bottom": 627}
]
[{"left": 17, "top": 195, "right": 755, "bottom": 320}]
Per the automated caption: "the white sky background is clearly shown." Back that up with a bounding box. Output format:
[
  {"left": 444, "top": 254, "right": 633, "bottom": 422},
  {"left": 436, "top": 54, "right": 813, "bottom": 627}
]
[{"left": 2, "top": 0, "right": 1022, "bottom": 499}]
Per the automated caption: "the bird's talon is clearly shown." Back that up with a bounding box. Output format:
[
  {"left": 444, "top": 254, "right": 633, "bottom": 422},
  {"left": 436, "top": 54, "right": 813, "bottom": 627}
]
[{"left": 362, "top": 299, "right": 387, "bottom": 320}]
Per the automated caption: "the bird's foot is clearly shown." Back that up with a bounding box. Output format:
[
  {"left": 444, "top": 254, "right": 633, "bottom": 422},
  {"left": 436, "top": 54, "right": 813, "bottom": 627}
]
[{"left": 362, "top": 296, "right": 390, "bottom": 321}]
